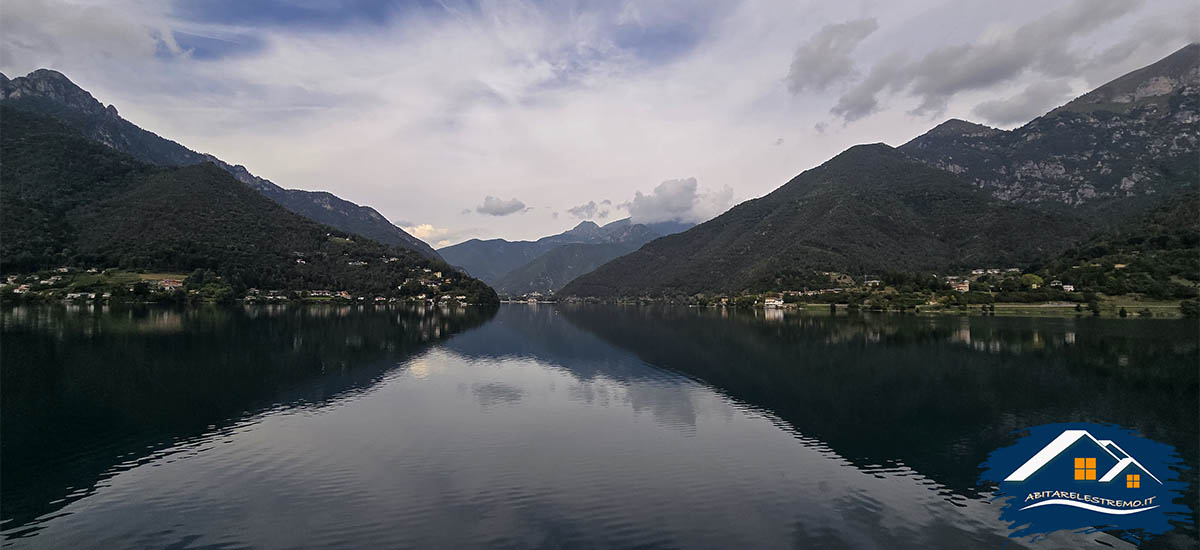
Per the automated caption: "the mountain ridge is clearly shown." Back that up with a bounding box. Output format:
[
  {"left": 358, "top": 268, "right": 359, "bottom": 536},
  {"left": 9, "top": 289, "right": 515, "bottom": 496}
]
[
  {"left": 440, "top": 217, "right": 692, "bottom": 292},
  {"left": 0, "top": 69, "right": 442, "bottom": 261},
  {"left": 560, "top": 143, "right": 1079, "bottom": 298},
  {"left": 0, "top": 105, "right": 496, "bottom": 302}
]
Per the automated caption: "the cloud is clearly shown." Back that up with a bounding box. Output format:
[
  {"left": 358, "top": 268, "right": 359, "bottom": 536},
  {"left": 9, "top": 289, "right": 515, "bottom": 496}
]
[
  {"left": 475, "top": 196, "right": 526, "bottom": 216},
  {"left": 971, "top": 80, "right": 1073, "bottom": 125},
  {"left": 402, "top": 223, "right": 480, "bottom": 247},
  {"left": 568, "top": 200, "right": 599, "bottom": 218},
  {"left": 785, "top": 18, "right": 878, "bottom": 94},
  {"left": 567, "top": 199, "right": 614, "bottom": 219},
  {"left": 627, "top": 178, "right": 734, "bottom": 224},
  {"left": 3, "top": 0, "right": 1187, "bottom": 245},
  {"left": 828, "top": 0, "right": 1143, "bottom": 121}
]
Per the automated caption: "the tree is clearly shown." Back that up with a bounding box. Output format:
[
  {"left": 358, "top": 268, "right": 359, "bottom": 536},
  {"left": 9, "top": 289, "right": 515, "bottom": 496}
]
[{"left": 1020, "top": 274, "right": 1044, "bottom": 289}]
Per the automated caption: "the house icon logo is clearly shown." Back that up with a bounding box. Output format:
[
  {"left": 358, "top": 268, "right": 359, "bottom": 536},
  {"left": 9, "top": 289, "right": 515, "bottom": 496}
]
[{"left": 980, "top": 423, "right": 1188, "bottom": 542}]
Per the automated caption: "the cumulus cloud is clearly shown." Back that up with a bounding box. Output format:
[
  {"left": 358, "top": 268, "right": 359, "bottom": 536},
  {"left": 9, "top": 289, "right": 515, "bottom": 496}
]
[
  {"left": 626, "top": 178, "right": 734, "bottom": 224},
  {"left": 567, "top": 199, "right": 614, "bottom": 219},
  {"left": 828, "top": 0, "right": 1144, "bottom": 122},
  {"left": 786, "top": 18, "right": 878, "bottom": 94},
  {"left": 971, "top": 80, "right": 1074, "bottom": 126},
  {"left": 475, "top": 196, "right": 527, "bottom": 216},
  {"left": 403, "top": 223, "right": 480, "bottom": 247}
]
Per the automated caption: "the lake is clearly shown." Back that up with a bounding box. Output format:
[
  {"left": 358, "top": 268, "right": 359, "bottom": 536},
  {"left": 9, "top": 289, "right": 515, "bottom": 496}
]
[{"left": 2, "top": 304, "right": 1196, "bottom": 549}]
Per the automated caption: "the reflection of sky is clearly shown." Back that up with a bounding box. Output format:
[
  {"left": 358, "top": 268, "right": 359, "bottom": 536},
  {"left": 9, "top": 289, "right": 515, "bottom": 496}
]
[
  {"left": 11, "top": 337, "right": 1127, "bottom": 549},
  {"left": 7, "top": 305, "right": 1181, "bottom": 548}
]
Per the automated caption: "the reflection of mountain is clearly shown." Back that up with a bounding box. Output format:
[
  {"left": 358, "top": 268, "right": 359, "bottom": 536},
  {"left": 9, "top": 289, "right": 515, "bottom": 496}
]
[
  {"left": 439, "top": 305, "right": 709, "bottom": 431},
  {"left": 0, "top": 304, "right": 495, "bottom": 536},
  {"left": 556, "top": 307, "right": 1199, "bottom": 504}
]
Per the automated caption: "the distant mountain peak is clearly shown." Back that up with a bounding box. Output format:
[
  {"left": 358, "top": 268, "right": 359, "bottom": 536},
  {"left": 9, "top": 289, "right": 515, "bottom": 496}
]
[
  {"left": 1056, "top": 43, "right": 1199, "bottom": 115},
  {"left": 1, "top": 68, "right": 114, "bottom": 117},
  {"left": 573, "top": 220, "right": 600, "bottom": 230},
  {"left": 923, "top": 118, "right": 1001, "bottom": 138}
]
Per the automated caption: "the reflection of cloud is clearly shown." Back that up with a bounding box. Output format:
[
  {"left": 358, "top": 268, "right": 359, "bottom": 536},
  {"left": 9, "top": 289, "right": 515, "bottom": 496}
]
[{"left": 472, "top": 382, "right": 525, "bottom": 407}]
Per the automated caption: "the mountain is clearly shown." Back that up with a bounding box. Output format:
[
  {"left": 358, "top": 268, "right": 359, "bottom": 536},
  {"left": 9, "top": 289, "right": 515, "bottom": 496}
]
[
  {"left": 560, "top": 44, "right": 1198, "bottom": 299},
  {"left": 493, "top": 242, "right": 642, "bottom": 296},
  {"left": 0, "top": 69, "right": 441, "bottom": 261},
  {"left": 900, "top": 43, "right": 1198, "bottom": 214},
  {"left": 0, "top": 105, "right": 496, "bottom": 303},
  {"left": 1041, "top": 190, "right": 1199, "bottom": 299},
  {"left": 438, "top": 218, "right": 692, "bottom": 291},
  {"left": 560, "top": 144, "right": 1079, "bottom": 298}
]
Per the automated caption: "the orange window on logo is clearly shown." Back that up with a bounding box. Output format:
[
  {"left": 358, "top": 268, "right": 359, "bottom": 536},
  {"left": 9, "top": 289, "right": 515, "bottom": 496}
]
[
  {"left": 1074, "top": 457, "right": 1097, "bottom": 480},
  {"left": 1127, "top": 474, "right": 1140, "bottom": 488}
]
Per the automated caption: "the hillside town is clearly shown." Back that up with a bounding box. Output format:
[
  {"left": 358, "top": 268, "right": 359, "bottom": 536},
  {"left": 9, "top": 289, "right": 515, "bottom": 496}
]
[{"left": 1, "top": 265, "right": 484, "bottom": 306}]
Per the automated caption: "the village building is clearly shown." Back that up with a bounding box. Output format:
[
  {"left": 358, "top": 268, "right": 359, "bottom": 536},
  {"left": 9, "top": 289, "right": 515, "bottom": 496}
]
[{"left": 952, "top": 281, "right": 971, "bottom": 293}]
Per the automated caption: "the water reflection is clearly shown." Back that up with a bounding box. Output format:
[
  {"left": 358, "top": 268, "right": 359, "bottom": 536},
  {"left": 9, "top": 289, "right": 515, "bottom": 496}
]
[
  {"left": 557, "top": 306, "right": 1200, "bottom": 541},
  {"left": 1, "top": 304, "right": 1195, "bottom": 549},
  {"left": 1, "top": 303, "right": 495, "bottom": 538}
]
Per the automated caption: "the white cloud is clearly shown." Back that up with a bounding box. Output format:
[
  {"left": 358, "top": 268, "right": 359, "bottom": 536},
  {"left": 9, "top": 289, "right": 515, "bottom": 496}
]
[
  {"left": 403, "top": 223, "right": 480, "bottom": 248},
  {"left": 627, "top": 178, "right": 735, "bottom": 224}
]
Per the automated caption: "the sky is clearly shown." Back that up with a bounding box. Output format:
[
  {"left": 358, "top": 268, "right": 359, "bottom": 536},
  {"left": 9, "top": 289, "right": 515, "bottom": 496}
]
[{"left": 2, "top": 0, "right": 1196, "bottom": 246}]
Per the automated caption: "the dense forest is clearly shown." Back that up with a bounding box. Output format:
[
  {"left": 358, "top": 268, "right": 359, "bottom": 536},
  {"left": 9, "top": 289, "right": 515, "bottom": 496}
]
[
  {"left": 1040, "top": 192, "right": 1200, "bottom": 299},
  {"left": 0, "top": 106, "right": 496, "bottom": 303}
]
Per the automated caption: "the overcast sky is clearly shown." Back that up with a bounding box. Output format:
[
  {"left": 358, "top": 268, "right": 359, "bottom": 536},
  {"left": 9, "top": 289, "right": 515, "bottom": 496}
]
[{"left": 2, "top": 0, "right": 1196, "bottom": 246}]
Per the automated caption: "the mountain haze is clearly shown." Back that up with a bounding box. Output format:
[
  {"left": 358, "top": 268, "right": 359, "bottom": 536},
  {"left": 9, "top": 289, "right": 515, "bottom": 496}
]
[
  {"left": 0, "top": 69, "right": 441, "bottom": 261},
  {"left": 439, "top": 218, "right": 692, "bottom": 293}
]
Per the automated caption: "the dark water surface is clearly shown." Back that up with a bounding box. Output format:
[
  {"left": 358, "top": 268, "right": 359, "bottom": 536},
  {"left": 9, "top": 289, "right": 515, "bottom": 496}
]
[{"left": 2, "top": 304, "right": 1196, "bottom": 549}]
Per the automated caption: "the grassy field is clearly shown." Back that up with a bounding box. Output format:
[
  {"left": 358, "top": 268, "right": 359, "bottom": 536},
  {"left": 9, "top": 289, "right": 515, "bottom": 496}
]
[{"left": 136, "top": 272, "right": 189, "bottom": 280}]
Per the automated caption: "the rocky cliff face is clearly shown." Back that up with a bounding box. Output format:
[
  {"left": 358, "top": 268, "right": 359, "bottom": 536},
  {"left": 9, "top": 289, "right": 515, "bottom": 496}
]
[
  {"left": 900, "top": 44, "right": 1198, "bottom": 213},
  {"left": 0, "top": 69, "right": 441, "bottom": 261}
]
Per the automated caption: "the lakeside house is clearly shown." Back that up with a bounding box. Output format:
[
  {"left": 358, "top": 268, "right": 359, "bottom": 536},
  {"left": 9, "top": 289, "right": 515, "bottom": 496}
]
[
  {"left": 1062, "top": 284, "right": 1075, "bottom": 292},
  {"left": 763, "top": 297, "right": 784, "bottom": 308},
  {"left": 159, "top": 279, "right": 184, "bottom": 290},
  {"left": 951, "top": 281, "right": 971, "bottom": 293}
]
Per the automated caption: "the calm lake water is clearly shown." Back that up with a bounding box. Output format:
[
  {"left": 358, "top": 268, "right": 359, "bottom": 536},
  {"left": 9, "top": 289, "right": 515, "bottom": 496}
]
[{"left": 2, "top": 304, "right": 1197, "bottom": 549}]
